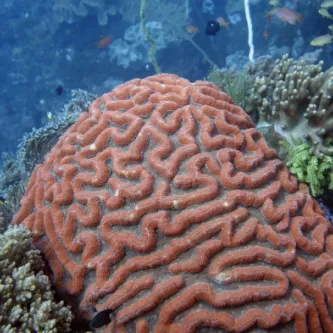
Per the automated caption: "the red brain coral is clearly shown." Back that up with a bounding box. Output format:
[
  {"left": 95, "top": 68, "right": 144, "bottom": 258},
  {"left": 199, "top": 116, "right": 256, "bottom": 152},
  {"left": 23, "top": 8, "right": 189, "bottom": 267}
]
[{"left": 13, "top": 74, "right": 333, "bottom": 332}]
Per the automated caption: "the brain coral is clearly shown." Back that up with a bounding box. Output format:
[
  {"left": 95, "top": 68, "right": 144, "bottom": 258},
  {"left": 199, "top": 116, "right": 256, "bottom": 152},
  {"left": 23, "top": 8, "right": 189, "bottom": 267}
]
[{"left": 13, "top": 74, "right": 333, "bottom": 332}]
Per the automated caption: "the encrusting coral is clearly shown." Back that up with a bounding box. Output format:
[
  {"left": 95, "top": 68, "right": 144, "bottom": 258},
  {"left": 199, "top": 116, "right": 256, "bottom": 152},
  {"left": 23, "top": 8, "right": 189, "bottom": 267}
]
[
  {"left": 18, "top": 89, "right": 96, "bottom": 175},
  {"left": 0, "top": 225, "right": 73, "bottom": 332},
  {"left": 12, "top": 74, "right": 333, "bottom": 332}
]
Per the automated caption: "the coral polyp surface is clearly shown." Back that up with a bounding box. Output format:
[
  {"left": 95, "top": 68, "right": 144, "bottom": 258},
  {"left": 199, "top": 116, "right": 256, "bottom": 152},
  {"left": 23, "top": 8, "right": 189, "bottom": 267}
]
[{"left": 13, "top": 74, "right": 333, "bottom": 332}]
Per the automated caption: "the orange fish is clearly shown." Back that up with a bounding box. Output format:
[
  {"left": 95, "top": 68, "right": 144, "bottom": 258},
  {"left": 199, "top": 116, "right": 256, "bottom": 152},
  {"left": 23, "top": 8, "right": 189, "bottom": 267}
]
[
  {"left": 263, "top": 29, "right": 269, "bottom": 39},
  {"left": 266, "top": 7, "right": 302, "bottom": 24},
  {"left": 96, "top": 36, "right": 112, "bottom": 48},
  {"left": 186, "top": 24, "right": 200, "bottom": 33},
  {"left": 217, "top": 16, "right": 230, "bottom": 28}
]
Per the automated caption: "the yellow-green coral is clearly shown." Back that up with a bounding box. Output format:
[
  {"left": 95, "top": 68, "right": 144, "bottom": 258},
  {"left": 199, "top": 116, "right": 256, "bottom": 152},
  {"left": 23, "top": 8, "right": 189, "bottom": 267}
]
[
  {"left": 281, "top": 137, "right": 333, "bottom": 196},
  {"left": 0, "top": 226, "right": 74, "bottom": 333},
  {"left": 207, "top": 68, "right": 250, "bottom": 109}
]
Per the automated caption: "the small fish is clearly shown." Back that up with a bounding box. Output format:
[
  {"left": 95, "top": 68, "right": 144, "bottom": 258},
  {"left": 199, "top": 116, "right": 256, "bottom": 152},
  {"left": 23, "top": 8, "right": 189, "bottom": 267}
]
[
  {"left": 55, "top": 85, "right": 63, "bottom": 96},
  {"left": 47, "top": 111, "right": 53, "bottom": 121},
  {"left": 266, "top": 7, "right": 302, "bottom": 24},
  {"left": 216, "top": 16, "right": 229, "bottom": 28},
  {"left": 96, "top": 36, "right": 112, "bottom": 48},
  {"left": 186, "top": 24, "right": 200, "bottom": 33},
  {"left": 263, "top": 29, "right": 270, "bottom": 39},
  {"left": 310, "top": 34, "right": 333, "bottom": 46},
  {"left": 318, "top": 8, "right": 333, "bottom": 19},
  {"left": 89, "top": 308, "right": 114, "bottom": 329},
  {"left": 205, "top": 20, "right": 221, "bottom": 36},
  {"left": 0, "top": 195, "right": 5, "bottom": 205},
  {"left": 321, "top": 0, "right": 333, "bottom": 9}
]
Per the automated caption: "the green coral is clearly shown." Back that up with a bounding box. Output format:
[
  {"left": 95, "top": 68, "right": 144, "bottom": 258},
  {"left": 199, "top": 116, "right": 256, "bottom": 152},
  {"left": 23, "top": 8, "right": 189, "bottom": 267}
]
[
  {"left": 0, "top": 225, "right": 74, "bottom": 333},
  {"left": 207, "top": 68, "right": 250, "bottom": 109},
  {"left": 281, "top": 137, "right": 333, "bottom": 196}
]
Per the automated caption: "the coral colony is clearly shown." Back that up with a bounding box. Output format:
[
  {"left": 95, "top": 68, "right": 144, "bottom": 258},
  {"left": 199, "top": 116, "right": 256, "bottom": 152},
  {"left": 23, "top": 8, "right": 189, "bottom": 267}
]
[
  {"left": 12, "top": 74, "right": 333, "bottom": 332},
  {"left": 1, "top": 0, "right": 333, "bottom": 332}
]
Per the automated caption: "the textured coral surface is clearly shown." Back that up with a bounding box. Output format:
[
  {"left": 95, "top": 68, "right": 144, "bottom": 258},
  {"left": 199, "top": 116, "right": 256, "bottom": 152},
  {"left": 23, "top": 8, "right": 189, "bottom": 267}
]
[{"left": 13, "top": 74, "right": 333, "bottom": 332}]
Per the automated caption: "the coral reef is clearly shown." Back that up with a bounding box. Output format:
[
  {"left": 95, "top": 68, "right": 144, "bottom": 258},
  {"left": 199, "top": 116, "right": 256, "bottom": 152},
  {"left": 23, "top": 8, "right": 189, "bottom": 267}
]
[
  {"left": 0, "top": 89, "right": 95, "bottom": 232},
  {"left": 281, "top": 137, "right": 333, "bottom": 196},
  {"left": 109, "top": 0, "right": 191, "bottom": 69},
  {"left": 207, "top": 54, "right": 333, "bottom": 201},
  {"left": 207, "top": 67, "right": 250, "bottom": 109},
  {"left": 18, "top": 89, "right": 96, "bottom": 175},
  {"left": 0, "top": 211, "right": 8, "bottom": 234},
  {"left": 53, "top": 0, "right": 116, "bottom": 25},
  {"left": 109, "top": 21, "right": 172, "bottom": 69},
  {"left": 13, "top": 74, "right": 333, "bottom": 332},
  {"left": 0, "top": 154, "right": 28, "bottom": 232},
  {"left": 318, "top": 190, "right": 333, "bottom": 224},
  {"left": 245, "top": 55, "right": 333, "bottom": 157},
  {"left": 0, "top": 225, "right": 73, "bottom": 332},
  {"left": 207, "top": 55, "right": 275, "bottom": 122}
]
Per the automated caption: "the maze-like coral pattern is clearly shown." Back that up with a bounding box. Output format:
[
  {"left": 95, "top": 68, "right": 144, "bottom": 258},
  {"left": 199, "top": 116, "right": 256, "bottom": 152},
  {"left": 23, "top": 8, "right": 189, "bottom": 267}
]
[{"left": 13, "top": 74, "right": 333, "bottom": 332}]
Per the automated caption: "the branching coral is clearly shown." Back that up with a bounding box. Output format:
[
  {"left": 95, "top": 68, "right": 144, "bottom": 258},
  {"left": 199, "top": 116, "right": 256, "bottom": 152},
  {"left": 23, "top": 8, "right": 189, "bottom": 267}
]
[
  {"left": 246, "top": 54, "right": 333, "bottom": 157},
  {"left": 0, "top": 225, "right": 73, "bottom": 332}
]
